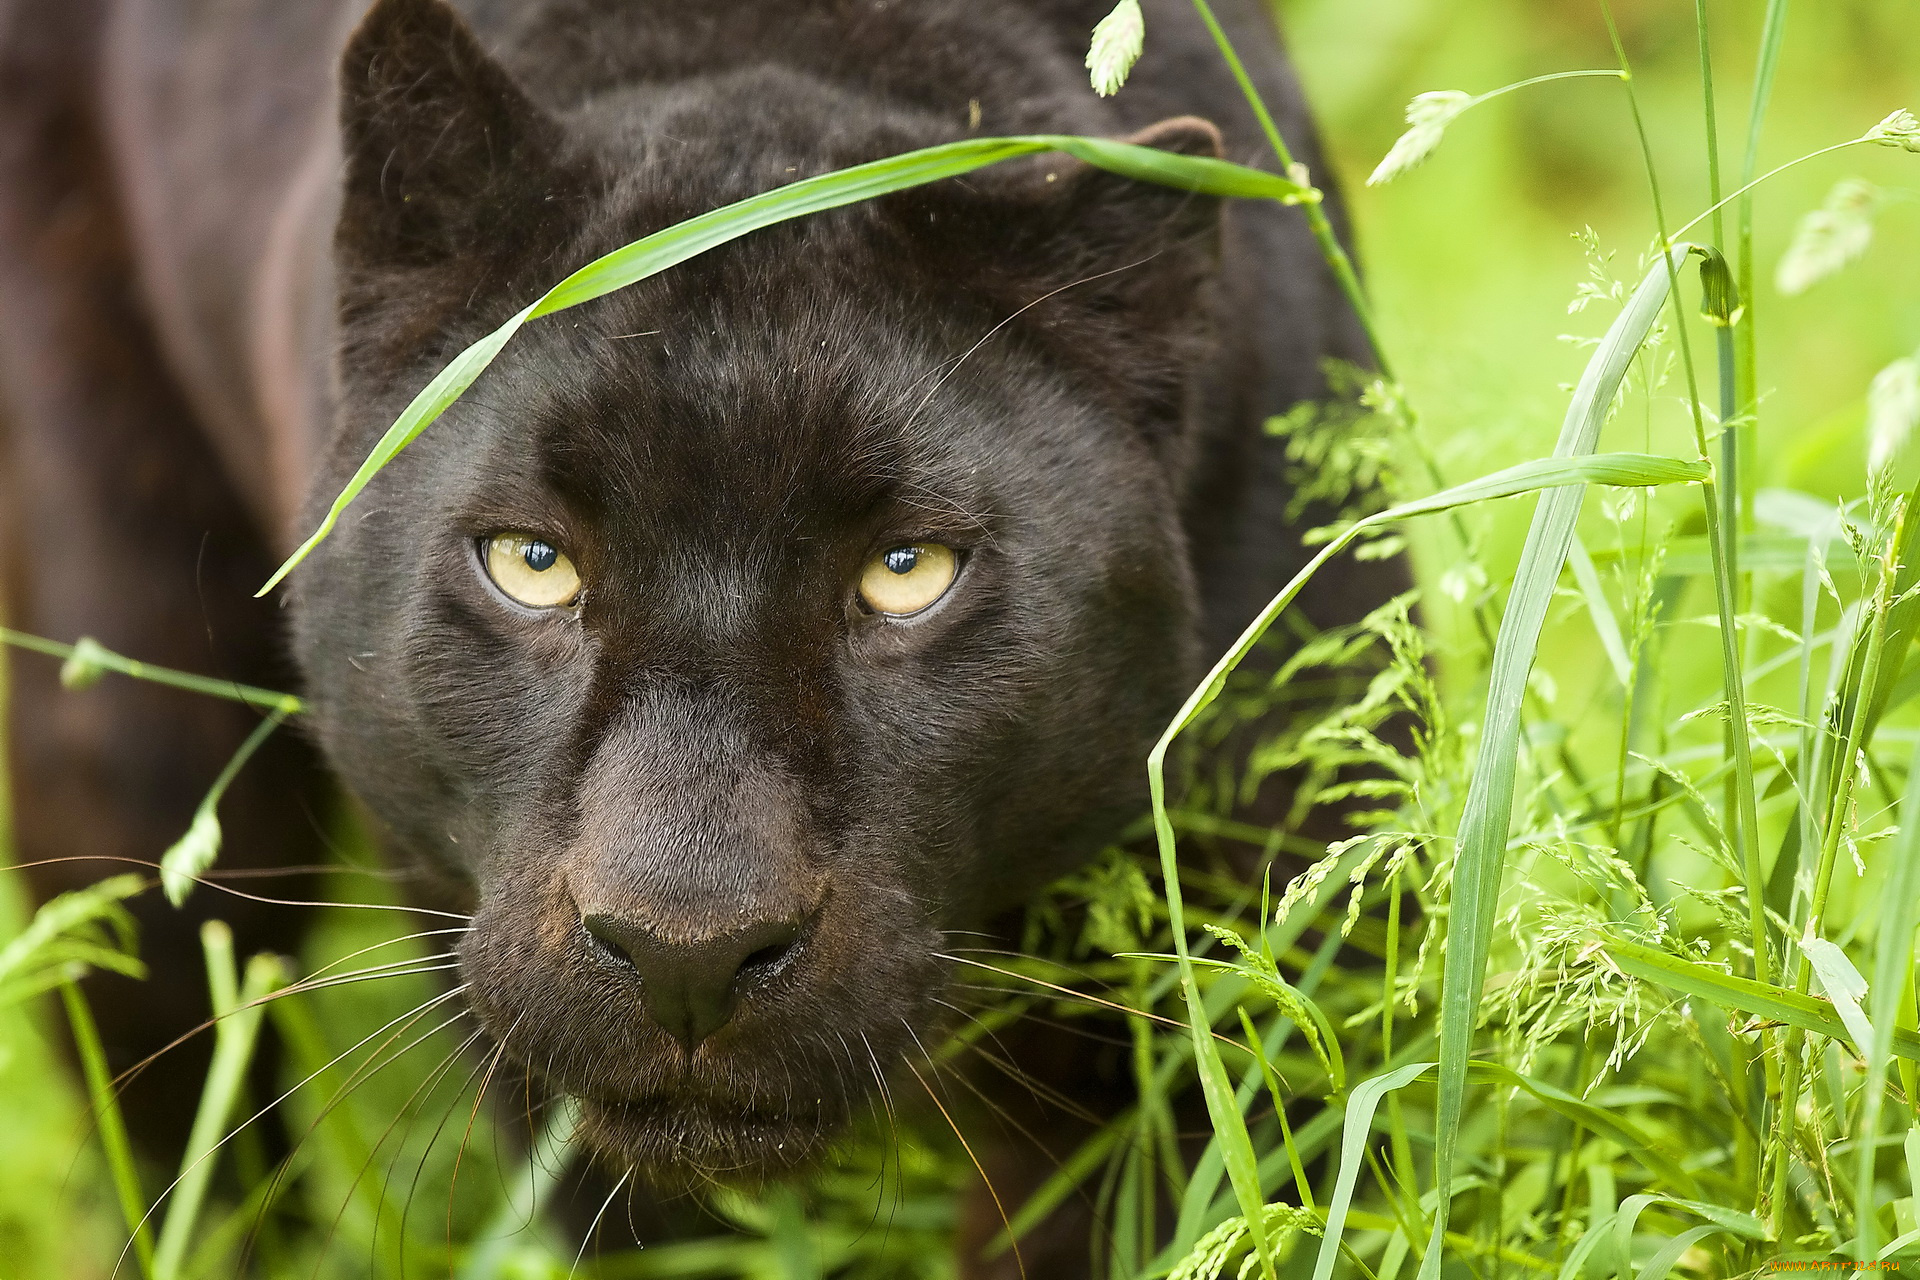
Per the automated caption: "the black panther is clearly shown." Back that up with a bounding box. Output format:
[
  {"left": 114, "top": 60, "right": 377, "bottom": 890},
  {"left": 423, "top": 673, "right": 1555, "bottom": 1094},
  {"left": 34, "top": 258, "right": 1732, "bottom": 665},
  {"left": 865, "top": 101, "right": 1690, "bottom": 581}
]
[{"left": 0, "top": 0, "right": 1397, "bottom": 1270}]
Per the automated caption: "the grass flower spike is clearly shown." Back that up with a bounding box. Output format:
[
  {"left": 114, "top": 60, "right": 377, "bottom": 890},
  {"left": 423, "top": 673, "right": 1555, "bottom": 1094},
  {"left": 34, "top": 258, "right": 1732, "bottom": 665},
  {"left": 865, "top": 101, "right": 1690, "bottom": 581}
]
[
  {"left": 1367, "top": 90, "right": 1470, "bottom": 185},
  {"left": 1865, "top": 107, "right": 1920, "bottom": 151},
  {"left": 1086, "top": 0, "right": 1144, "bottom": 97},
  {"left": 1776, "top": 178, "right": 1882, "bottom": 294},
  {"left": 1868, "top": 349, "right": 1920, "bottom": 483}
]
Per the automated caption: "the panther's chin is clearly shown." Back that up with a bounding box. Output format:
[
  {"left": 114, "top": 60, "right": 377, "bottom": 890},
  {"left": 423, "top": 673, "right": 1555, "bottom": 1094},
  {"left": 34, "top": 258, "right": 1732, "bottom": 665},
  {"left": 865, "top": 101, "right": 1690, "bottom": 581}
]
[{"left": 573, "top": 1094, "right": 838, "bottom": 1187}]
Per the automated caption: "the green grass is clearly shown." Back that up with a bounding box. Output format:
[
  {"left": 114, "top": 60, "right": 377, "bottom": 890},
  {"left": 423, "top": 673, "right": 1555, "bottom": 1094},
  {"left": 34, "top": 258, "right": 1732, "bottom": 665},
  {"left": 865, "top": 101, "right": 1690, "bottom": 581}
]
[{"left": 4, "top": 0, "right": 1920, "bottom": 1276}]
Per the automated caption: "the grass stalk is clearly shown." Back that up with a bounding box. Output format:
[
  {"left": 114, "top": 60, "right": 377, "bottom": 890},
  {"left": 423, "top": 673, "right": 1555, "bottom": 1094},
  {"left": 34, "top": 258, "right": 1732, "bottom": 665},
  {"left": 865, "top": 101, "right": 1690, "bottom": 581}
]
[
  {"left": 151, "top": 924, "right": 286, "bottom": 1280},
  {"left": 1770, "top": 516, "right": 1902, "bottom": 1226},
  {"left": 1602, "top": 6, "right": 1771, "bottom": 1002},
  {"left": 1854, "top": 742, "right": 1920, "bottom": 1258},
  {"left": 1183, "top": 0, "right": 1383, "bottom": 380},
  {"left": 1736, "top": 0, "right": 1792, "bottom": 510},
  {"left": 60, "top": 978, "right": 156, "bottom": 1279},
  {"left": 0, "top": 629, "right": 302, "bottom": 715}
]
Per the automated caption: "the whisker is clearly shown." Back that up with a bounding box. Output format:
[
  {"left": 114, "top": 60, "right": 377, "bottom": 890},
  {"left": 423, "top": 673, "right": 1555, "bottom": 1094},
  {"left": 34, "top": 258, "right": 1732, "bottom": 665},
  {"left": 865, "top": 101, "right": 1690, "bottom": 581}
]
[
  {"left": 395, "top": 1029, "right": 501, "bottom": 1261},
  {"left": 336, "top": 1022, "right": 489, "bottom": 1271},
  {"left": 94, "top": 959, "right": 465, "bottom": 1114},
  {"left": 571, "top": 1166, "right": 633, "bottom": 1278},
  {"left": 448, "top": 1019, "right": 520, "bottom": 1264},
  {"left": 929, "top": 999, "right": 1106, "bottom": 1126},
  {"left": 926, "top": 1051, "right": 1069, "bottom": 1181},
  {"left": 897, "top": 257, "right": 1158, "bottom": 441},
  {"left": 112, "top": 983, "right": 470, "bottom": 1278},
  {"left": 936, "top": 954, "right": 1208, "bottom": 1038},
  {"left": 859, "top": 1032, "right": 903, "bottom": 1257},
  {"left": 297, "top": 928, "right": 471, "bottom": 985},
  {"left": 4, "top": 853, "right": 474, "bottom": 919},
  {"left": 258, "top": 1007, "right": 479, "bottom": 1277},
  {"left": 902, "top": 1053, "right": 1026, "bottom": 1280}
]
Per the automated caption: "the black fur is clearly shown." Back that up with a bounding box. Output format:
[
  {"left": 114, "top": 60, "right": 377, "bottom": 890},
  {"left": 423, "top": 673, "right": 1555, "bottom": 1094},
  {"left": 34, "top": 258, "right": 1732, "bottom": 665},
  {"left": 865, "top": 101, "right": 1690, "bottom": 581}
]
[{"left": 0, "top": 0, "right": 1399, "bottom": 1267}]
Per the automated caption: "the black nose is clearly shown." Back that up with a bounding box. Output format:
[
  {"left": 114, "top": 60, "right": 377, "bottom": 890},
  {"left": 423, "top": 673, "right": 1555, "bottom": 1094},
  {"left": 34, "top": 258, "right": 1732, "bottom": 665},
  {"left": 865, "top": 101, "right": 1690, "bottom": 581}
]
[{"left": 581, "top": 911, "right": 807, "bottom": 1050}]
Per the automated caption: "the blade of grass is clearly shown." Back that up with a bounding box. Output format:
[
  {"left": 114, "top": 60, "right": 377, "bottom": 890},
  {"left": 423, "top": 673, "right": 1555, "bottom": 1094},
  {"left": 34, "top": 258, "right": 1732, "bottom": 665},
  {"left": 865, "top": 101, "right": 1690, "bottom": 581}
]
[
  {"left": 1468, "top": 1062, "right": 1695, "bottom": 1195},
  {"left": 1604, "top": 937, "right": 1920, "bottom": 1061},
  {"left": 1770, "top": 507, "right": 1904, "bottom": 1221},
  {"left": 60, "top": 977, "right": 156, "bottom": 1279},
  {"left": 1736, "top": 0, "right": 1792, "bottom": 479},
  {"left": 151, "top": 924, "right": 286, "bottom": 1280},
  {"left": 1415, "top": 247, "right": 1697, "bottom": 1280},
  {"left": 1631, "top": 1223, "right": 1736, "bottom": 1280},
  {"left": 1311, "top": 1060, "right": 1434, "bottom": 1280},
  {"left": 258, "top": 134, "right": 1311, "bottom": 594},
  {"left": 1303, "top": 1052, "right": 1697, "bottom": 1280},
  {"left": 1854, "top": 741, "right": 1920, "bottom": 1258},
  {"left": 1183, "top": 0, "right": 1381, "bottom": 376},
  {"left": 1146, "top": 451, "right": 1705, "bottom": 1268}
]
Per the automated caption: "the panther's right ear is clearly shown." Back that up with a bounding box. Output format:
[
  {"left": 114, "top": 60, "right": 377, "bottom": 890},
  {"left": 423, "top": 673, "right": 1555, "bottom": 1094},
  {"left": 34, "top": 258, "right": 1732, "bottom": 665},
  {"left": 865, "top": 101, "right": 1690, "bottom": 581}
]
[{"left": 337, "top": 0, "right": 574, "bottom": 270}]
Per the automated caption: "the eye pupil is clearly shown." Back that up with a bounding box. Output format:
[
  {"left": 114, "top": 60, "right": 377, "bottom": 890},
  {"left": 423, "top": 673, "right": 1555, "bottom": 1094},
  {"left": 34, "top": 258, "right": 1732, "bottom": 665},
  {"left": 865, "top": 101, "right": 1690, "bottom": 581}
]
[
  {"left": 883, "top": 547, "right": 920, "bottom": 575},
  {"left": 522, "top": 540, "right": 558, "bottom": 573}
]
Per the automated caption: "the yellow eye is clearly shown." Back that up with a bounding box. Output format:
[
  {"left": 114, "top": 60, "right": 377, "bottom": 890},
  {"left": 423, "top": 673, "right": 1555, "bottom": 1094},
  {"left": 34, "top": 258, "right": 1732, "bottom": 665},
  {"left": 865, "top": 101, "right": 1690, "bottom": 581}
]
[
  {"left": 858, "top": 543, "right": 958, "bottom": 616},
  {"left": 483, "top": 533, "right": 581, "bottom": 609}
]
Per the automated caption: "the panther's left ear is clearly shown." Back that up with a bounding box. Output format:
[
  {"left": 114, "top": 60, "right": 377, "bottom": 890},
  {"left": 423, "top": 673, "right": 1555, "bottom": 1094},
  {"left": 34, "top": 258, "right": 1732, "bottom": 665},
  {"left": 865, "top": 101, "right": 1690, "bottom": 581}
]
[
  {"left": 891, "top": 116, "right": 1227, "bottom": 417},
  {"left": 335, "top": 0, "right": 578, "bottom": 272},
  {"left": 1019, "top": 114, "right": 1227, "bottom": 273}
]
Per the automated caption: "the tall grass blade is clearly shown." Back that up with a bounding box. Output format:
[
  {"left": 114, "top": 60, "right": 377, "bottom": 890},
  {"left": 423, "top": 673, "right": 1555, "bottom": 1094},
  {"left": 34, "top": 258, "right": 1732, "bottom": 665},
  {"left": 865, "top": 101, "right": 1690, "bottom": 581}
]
[
  {"left": 1145, "top": 451, "right": 1702, "bottom": 1270},
  {"left": 1855, "top": 741, "right": 1920, "bottom": 1258},
  {"left": 59, "top": 979, "right": 156, "bottom": 1279},
  {"left": 1610, "top": 1193, "right": 1765, "bottom": 1280},
  {"left": 1310, "top": 1060, "right": 1433, "bottom": 1280},
  {"left": 1182, "top": 1001, "right": 1280, "bottom": 1277},
  {"left": 1630, "top": 1224, "right": 1735, "bottom": 1280},
  {"left": 1416, "top": 246, "right": 1696, "bottom": 1280},
  {"left": 258, "top": 135, "right": 1310, "bottom": 594},
  {"left": 1468, "top": 1062, "right": 1695, "bottom": 1193},
  {"left": 151, "top": 924, "right": 285, "bottom": 1280}
]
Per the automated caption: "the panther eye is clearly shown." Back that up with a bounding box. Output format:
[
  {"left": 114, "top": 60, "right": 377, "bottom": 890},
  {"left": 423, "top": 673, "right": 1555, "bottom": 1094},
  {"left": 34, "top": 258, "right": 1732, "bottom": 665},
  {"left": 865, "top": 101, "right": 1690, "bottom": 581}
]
[
  {"left": 857, "top": 543, "right": 958, "bottom": 616},
  {"left": 482, "top": 533, "right": 581, "bottom": 609}
]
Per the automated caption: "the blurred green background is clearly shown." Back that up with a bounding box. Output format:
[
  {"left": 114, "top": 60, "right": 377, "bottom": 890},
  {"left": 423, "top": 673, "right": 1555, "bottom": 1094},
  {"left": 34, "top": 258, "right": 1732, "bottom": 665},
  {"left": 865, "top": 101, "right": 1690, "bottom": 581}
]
[{"left": 2, "top": 0, "right": 1917, "bottom": 1274}]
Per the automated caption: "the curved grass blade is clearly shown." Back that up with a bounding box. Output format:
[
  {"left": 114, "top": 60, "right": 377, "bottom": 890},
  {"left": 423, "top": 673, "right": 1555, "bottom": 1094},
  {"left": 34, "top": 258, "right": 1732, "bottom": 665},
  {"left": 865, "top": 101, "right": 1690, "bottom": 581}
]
[
  {"left": 1304, "top": 1057, "right": 1697, "bottom": 1280},
  {"left": 1143, "top": 451, "right": 1703, "bottom": 1268},
  {"left": 1415, "top": 246, "right": 1697, "bottom": 1280},
  {"left": 259, "top": 135, "right": 1311, "bottom": 595},
  {"left": 1309, "top": 1060, "right": 1433, "bottom": 1280},
  {"left": 1605, "top": 936, "right": 1920, "bottom": 1061},
  {"left": 1138, "top": 448, "right": 1701, "bottom": 1270},
  {"left": 1468, "top": 1061, "right": 1695, "bottom": 1195},
  {"left": 1631, "top": 1223, "right": 1737, "bottom": 1280}
]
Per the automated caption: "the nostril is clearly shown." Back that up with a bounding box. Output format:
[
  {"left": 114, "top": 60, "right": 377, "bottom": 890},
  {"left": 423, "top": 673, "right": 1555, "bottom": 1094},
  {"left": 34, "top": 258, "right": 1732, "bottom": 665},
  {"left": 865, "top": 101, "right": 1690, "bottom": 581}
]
[
  {"left": 581, "top": 913, "right": 638, "bottom": 969},
  {"left": 738, "top": 937, "right": 798, "bottom": 979}
]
